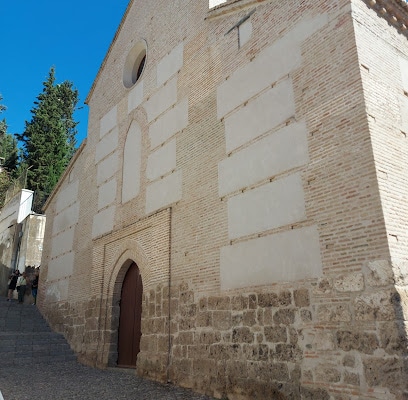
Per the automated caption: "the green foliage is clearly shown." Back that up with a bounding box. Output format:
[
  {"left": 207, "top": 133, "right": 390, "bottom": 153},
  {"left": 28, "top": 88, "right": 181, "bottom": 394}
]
[
  {"left": 0, "top": 132, "right": 19, "bottom": 173},
  {"left": 0, "top": 94, "right": 19, "bottom": 207},
  {"left": 0, "top": 94, "right": 7, "bottom": 138},
  {"left": 17, "top": 67, "right": 79, "bottom": 212},
  {"left": 0, "top": 120, "right": 6, "bottom": 137},
  {"left": 0, "top": 95, "right": 5, "bottom": 114},
  {"left": 0, "top": 170, "right": 10, "bottom": 207}
]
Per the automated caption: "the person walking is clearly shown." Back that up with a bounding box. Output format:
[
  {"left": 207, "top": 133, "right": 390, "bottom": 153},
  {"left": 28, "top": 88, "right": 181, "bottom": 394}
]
[
  {"left": 31, "top": 271, "right": 39, "bottom": 305},
  {"left": 7, "top": 270, "right": 20, "bottom": 301},
  {"left": 17, "top": 272, "right": 27, "bottom": 304}
]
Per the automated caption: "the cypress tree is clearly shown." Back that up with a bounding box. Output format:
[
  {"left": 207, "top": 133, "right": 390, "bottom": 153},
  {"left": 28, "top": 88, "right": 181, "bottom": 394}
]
[
  {"left": 17, "top": 67, "right": 79, "bottom": 211},
  {"left": 0, "top": 94, "right": 19, "bottom": 207},
  {"left": 0, "top": 133, "right": 18, "bottom": 173}
]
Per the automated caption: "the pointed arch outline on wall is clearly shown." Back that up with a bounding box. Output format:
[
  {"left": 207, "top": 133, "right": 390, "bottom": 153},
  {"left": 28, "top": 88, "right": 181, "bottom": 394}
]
[
  {"left": 106, "top": 237, "right": 152, "bottom": 301},
  {"left": 122, "top": 120, "right": 143, "bottom": 204},
  {"left": 98, "top": 237, "right": 152, "bottom": 367},
  {"left": 93, "top": 210, "right": 171, "bottom": 367}
]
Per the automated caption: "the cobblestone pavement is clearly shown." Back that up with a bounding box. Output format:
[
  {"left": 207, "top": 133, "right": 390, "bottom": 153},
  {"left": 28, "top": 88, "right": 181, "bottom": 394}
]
[
  {"left": 0, "top": 299, "right": 215, "bottom": 400},
  {"left": 0, "top": 362, "right": 215, "bottom": 400}
]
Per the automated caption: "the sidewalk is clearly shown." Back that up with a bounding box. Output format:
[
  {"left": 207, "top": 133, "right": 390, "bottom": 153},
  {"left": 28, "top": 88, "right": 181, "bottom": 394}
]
[{"left": 0, "top": 299, "right": 215, "bottom": 400}]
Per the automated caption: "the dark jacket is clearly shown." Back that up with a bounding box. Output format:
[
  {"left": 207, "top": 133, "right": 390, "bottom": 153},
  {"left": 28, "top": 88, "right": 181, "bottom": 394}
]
[{"left": 8, "top": 272, "right": 19, "bottom": 290}]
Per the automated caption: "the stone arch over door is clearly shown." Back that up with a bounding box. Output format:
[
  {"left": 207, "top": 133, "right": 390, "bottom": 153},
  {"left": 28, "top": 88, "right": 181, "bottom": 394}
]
[
  {"left": 102, "top": 240, "right": 150, "bottom": 367},
  {"left": 94, "top": 210, "right": 170, "bottom": 368}
]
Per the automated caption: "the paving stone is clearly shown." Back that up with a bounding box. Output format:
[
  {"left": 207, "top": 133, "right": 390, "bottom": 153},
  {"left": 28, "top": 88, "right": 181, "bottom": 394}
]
[{"left": 0, "top": 298, "right": 215, "bottom": 399}]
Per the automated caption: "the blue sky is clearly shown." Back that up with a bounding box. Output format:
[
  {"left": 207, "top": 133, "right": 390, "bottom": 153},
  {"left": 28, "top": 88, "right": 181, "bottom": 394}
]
[{"left": 0, "top": 1, "right": 129, "bottom": 146}]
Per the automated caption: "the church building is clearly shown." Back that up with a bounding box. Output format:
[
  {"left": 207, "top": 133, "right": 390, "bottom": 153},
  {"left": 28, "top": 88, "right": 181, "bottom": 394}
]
[{"left": 39, "top": 0, "right": 408, "bottom": 398}]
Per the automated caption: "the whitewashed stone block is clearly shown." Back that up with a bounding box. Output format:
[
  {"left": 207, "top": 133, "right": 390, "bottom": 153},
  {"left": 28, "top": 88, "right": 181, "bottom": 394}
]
[
  {"left": 52, "top": 203, "right": 80, "bottom": 235},
  {"left": 149, "top": 98, "right": 188, "bottom": 149},
  {"left": 157, "top": 43, "right": 184, "bottom": 87},
  {"left": 399, "top": 56, "right": 408, "bottom": 93},
  {"left": 45, "top": 280, "right": 69, "bottom": 302},
  {"left": 147, "top": 139, "right": 176, "bottom": 181},
  {"left": 55, "top": 181, "right": 79, "bottom": 213},
  {"left": 51, "top": 227, "right": 75, "bottom": 259},
  {"left": 144, "top": 77, "right": 178, "bottom": 122},
  {"left": 217, "top": 14, "right": 328, "bottom": 119},
  {"left": 48, "top": 252, "right": 75, "bottom": 281},
  {"left": 220, "top": 226, "right": 322, "bottom": 290},
  {"left": 218, "top": 42, "right": 299, "bottom": 120},
  {"left": 92, "top": 206, "right": 115, "bottom": 238},
  {"left": 146, "top": 170, "right": 182, "bottom": 214},
  {"left": 227, "top": 173, "right": 306, "bottom": 239},
  {"left": 97, "top": 152, "right": 118, "bottom": 186},
  {"left": 128, "top": 80, "right": 144, "bottom": 113},
  {"left": 239, "top": 20, "right": 252, "bottom": 48},
  {"left": 399, "top": 94, "right": 408, "bottom": 134},
  {"left": 95, "top": 126, "right": 119, "bottom": 163},
  {"left": 100, "top": 106, "right": 117, "bottom": 138},
  {"left": 219, "top": 122, "right": 309, "bottom": 197},
  {"left": 225, "top": 78, "right": 295, "bottom": 153},
  {"left": 98, "top": 178, "right": 117, "bottom": 210}
]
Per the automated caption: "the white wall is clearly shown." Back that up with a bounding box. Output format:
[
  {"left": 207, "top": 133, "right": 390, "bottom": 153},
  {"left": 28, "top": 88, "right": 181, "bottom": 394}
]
[{"left": 209, "top": 0, "right": 227, "bottom": 8}]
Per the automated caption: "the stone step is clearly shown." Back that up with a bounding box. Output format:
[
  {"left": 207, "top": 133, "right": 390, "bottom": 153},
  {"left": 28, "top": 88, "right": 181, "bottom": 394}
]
[
  {"left": 0, "top": 331, "right": 63, "bottom": 339},
  {"left": 0, "top": 299, "right": 77, "bottom": 365},
  {"left": 0, "top": 338, "right": 71, "bottom": 349},
  {"left": 1, "top": 324, "right": 51, "bottom": 331},
  {"left": 0, "top": 352, "right": 77, "bottom": 366}
]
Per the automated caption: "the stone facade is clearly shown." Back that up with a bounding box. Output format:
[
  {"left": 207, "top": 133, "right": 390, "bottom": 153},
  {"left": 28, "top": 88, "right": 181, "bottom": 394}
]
[{"left": 39, "top": 0, "right": 408, "bottom": 398}]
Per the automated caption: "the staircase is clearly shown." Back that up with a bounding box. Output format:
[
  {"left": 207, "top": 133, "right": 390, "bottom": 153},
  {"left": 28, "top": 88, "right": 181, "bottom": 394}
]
[{"left": 0, "top": 299, "right": 77, "bottom": 366}]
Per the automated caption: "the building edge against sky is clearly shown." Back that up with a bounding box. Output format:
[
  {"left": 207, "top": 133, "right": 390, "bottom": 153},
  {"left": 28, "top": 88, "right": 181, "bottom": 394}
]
[{"left": 38, "top": 0, "right": 408, "bottom": 399}]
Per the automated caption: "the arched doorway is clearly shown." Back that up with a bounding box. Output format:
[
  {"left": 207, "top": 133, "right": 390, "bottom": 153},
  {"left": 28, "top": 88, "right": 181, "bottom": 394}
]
[{"left": 117, "top": 262, "right": 143, "bottom": 368}]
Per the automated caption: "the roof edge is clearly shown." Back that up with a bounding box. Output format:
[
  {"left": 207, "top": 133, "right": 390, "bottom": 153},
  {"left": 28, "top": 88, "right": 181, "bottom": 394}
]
[
  {"left": 85, "top": 0, "right": 135, "bottom": 105},
  {"left": 86, "top": 0, "right": 408, "bottom": 106},
  {"left": 361, "top": 0, "right": 408, "bottom": 36},
  {"left": 42, "top": 139, "right": 87, "bottom": 212}
]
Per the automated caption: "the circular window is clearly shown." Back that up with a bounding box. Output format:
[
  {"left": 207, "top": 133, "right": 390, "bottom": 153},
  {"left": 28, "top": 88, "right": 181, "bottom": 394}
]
[{"left": 123, "top": 40, "right": 147, "bottom": 88}]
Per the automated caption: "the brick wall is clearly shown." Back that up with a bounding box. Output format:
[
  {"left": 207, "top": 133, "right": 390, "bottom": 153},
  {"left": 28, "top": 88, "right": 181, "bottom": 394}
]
[{"left": 39, "top": 0, "right": 408, "bottom": 398}]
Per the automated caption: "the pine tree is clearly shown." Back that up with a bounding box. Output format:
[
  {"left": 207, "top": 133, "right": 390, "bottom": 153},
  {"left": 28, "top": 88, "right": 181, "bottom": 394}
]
[{"left": 17, "top": 67, "right": 79, "bottom": 211}]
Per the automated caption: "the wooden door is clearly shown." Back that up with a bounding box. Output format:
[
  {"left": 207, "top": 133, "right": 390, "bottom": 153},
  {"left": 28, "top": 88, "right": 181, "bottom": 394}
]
[{"left": 117, "top": 262, "right": 143, "bottom": 368}]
